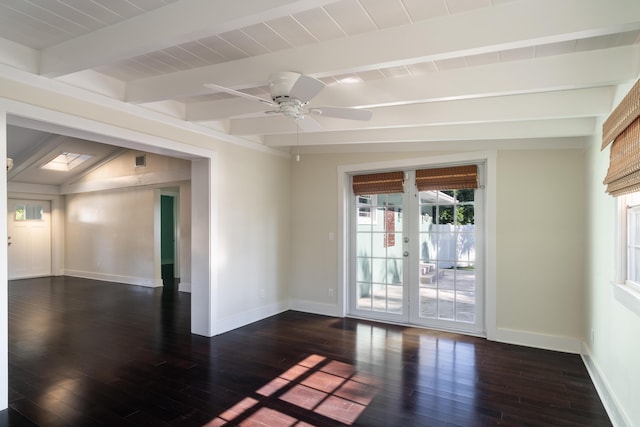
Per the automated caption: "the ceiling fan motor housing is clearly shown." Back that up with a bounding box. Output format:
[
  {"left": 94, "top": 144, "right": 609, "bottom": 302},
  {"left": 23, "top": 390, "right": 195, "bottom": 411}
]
[{"left": 269, "top": 71, "right": 302, "bottom": 103}]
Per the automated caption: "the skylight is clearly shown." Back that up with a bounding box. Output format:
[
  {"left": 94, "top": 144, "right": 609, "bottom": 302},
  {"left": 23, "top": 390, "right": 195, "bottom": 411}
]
[{"left": 40, "top": 152, "right": 92, "bottom": 172}]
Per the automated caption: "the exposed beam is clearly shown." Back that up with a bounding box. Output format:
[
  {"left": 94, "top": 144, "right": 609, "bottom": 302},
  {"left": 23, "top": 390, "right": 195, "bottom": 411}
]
[
  {"left": 40, "top": 0, "right": 340, "bottom": 77},
  {"left": 295, "top": 137, "right": 588, "bottom": 153},
  {"left": 187, "top": 97, "right": 268, "bottom": 121},
  {"left": 263, "top": 118, "right": 596, "bottom": 146},
  {"left": 0, "top": 37, "right": 38, "bottom": 74},
  {"left": 185, "top": 45, "right": 640, "bottom": 122},
  {"left": 229, "top": 87, "right": 614, "bottom": 135},
  {"left": 126, "top": 0, "right": 640, "bottom": 103}
]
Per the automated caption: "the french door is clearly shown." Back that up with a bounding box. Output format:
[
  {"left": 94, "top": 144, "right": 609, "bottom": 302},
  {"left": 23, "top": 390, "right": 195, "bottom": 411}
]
[{"left": 349, "top": 166, "right": 484, "bottom": 335}]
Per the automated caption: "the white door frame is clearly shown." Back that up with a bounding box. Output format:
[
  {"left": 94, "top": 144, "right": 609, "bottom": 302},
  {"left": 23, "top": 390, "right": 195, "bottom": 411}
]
[{"left": 337, "top": 152, "right": 497, "bottom": 338}]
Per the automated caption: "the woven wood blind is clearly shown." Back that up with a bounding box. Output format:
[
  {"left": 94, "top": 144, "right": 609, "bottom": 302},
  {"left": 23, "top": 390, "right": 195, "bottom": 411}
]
[
  {"left": 352, "top": 171, "right": 404, "bottom": 195},
  {"left": 602, "top": 79, "right": 640, "bottom": 196},
  {"left": 416, "top": 165, "right": 478, "bottom": 191}
]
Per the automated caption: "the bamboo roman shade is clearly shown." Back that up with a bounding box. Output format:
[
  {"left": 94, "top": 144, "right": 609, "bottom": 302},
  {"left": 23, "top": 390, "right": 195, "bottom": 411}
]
[
  {"left": 602, "top": 79, "right": 640, "bottom": 196},
  {"left": 416, "top": 165, "right": 478, "bottom": 191},
  {"left": 352, "top": 171, "right": 404, "bottom": 195}
]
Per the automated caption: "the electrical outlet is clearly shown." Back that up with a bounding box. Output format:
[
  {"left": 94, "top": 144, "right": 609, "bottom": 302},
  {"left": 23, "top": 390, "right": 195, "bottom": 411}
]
[{"left": 328, "top": 288, "right": 334, "bottom": 297}]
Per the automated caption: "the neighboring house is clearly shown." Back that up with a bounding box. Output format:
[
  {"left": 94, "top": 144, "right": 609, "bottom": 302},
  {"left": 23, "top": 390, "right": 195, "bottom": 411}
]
[{"left": 0, "top": 1, "right": 639, "bottom": 425}]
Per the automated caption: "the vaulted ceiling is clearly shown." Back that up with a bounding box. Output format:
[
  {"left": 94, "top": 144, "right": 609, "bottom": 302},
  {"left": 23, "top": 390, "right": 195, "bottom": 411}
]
[{"left": 1, "top": 0, "right": 640, "bottom": 154}]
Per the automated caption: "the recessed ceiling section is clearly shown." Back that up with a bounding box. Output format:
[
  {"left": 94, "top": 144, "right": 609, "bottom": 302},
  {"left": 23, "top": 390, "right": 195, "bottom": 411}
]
[{"left": 7, "top": 125, "right": 125, "bottom": 187}]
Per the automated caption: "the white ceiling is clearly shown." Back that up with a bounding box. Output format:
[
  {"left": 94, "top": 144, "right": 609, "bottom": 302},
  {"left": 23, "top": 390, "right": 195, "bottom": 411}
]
[{"left": 1, "top": 0, "right": 640, "bottom": 162}]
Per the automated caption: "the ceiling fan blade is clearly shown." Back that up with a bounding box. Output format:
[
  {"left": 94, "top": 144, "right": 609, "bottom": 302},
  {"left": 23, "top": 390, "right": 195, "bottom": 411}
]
[
  {"left": 204, "top": 83, "right": 275, "bottom": 106},
  {"left": 295, "top": 116, "right": 322, "bottom": 132},
  {"left": 310, "top": 106, "right": 373, "bottom": 121},
  {"left": 289, "top": 75, "right": 325, "bottom": 104}
]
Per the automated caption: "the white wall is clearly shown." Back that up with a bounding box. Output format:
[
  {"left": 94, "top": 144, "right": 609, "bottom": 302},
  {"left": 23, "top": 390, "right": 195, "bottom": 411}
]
[
  {"left": 584, "top": 83, "right": 640, "bottom": 426},
  {"left": 495, "top": 150, "right": 585, "bottom": 350},
  {"left": 64, "top": 152, "right": 191, "bottom": 287},
  {"left": 289, "top": 149, "right": 586, "bottom": 352},
  {"left": 66, "top": 186, "right": 159, "bottom": 286},
  {"left": 211, "top": 142, "right": 291, "bottom": 333}
]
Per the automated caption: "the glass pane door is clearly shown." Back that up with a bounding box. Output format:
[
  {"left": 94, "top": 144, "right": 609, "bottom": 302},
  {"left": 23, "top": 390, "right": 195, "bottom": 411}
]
[
  {"left": 412, "top": 187, "right": 483, "bottom": 334},
  {"left": 352, "top": 192, "right": 408, "bottom": 322},
  {"left": 349, "top": 167, "right": 484, "bottom": 335}
]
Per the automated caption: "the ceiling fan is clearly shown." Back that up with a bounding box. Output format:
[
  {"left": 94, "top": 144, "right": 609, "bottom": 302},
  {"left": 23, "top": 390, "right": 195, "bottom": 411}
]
[{"left": 204, "top": 71, "right": 373, "bottom": 131}]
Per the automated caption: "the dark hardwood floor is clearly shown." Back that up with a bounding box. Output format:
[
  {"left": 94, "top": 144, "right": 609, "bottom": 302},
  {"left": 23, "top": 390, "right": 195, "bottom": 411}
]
[{"left": 3, "top": 276, "right": 610, "bottom": 426}]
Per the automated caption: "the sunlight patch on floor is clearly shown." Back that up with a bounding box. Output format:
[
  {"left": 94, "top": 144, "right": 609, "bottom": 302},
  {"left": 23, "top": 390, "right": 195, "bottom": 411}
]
[{"left": 205, "top": 354, "right": 378, "bottom": 426}]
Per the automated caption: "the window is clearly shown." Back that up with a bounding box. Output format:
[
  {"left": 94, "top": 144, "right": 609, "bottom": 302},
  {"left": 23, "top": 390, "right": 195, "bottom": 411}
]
[
  {"left": 621, "top": 193, "right": 640, "bottom": 291},
  {"left": 41, "top": 151, "right": 92, "bottom": 172},
  {"left": 614, "top": 192, "right": 640, "bottom": 315},
  {"left": 15, "top": 204, "right": 43, "bottom": 221},
  {"left": 627, "top": 193, "right": 640, "bottom": 288}
]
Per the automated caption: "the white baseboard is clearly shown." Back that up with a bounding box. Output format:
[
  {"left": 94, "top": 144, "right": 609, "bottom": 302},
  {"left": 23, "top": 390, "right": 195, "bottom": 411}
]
[
  {"left": 582, "top": 343, "right": 629, "bottom": 427},
  {"left": 491, "top": 327, "right": 582, "bottom": 354},
  {"left": 215, "top": 300, "right": 290, "bottom": 335},
  {"left": 289, "top": 299, "right": 343, "bottom": 317},
  {"left": 178, "top": 282, "right": 191, "bottom": 293},
  {"left": 64, "top": 269, "right": 163, "bottom": 288}
]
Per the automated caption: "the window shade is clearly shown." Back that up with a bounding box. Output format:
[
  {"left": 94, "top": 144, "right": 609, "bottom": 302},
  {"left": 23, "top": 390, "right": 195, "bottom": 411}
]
[
  {"left": 352, "top": 171, "right": 404, "bottom": 195},
  {"left": 602, "top": 79, "right": 640, "bottom": 196},
  {"left": 416, "top": 165, "right": 478, "bottom": 191}
]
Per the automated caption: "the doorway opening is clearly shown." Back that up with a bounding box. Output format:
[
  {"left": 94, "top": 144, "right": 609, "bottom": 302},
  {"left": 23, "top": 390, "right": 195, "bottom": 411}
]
[{"left": 160, "top": 190, "right": 179, "bottom": 287}]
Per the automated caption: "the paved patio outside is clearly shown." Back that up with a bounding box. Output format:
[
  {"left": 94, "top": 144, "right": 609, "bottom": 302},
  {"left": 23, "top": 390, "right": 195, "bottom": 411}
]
[{"left": 357, "top": 269, "right": 475, "bottom": 323}]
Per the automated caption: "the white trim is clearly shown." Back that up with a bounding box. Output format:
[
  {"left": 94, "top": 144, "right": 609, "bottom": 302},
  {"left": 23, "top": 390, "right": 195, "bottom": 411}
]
[
  {"left": 337, "top": 151, "right": 497, "bottom": 337},
  {"left": 0, "top": 111, "right": 8, "bottom": 410},
  {"left": 493, "top": 327, "right": 582, "bottom": 354},
  {"left": 64, "top": 269, "right": 163, "bottom": 288},
  {"left": 582, "top": 343, "right": 631, "bottom": 427},
  {"left": 190, "top": 157, "right": 217, "bottom": 337},
  {"left": 215, "top": 301, "right": 289, "bottom": 336},
  {"left": 8, "top": 182, "right": 60, "bottom": 195},
  {"left": 290, "top": 299, "right": 344, "bottom": 318},
  {"left": 178, "top": 282, "right": 191, "bottom": 293},
  {"left": 612, "top": 282, "right": 640, "bottom": 316},
  {"left": 3, "top": 100, "right": 213, "bottom": 159},
  {"left": 0, "top": 64, "right": 287, "bottom": 157}
]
